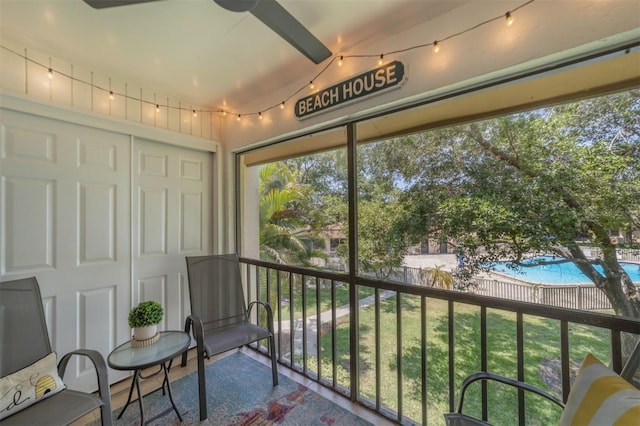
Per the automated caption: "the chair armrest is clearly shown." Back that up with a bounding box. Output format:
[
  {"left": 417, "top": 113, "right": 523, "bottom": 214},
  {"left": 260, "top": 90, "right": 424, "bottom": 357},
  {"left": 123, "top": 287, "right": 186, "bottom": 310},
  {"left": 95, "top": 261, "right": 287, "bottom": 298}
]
[
  {"left": 248, "top": 301, "right": 275, "bottom": 334},
  {"left": 57, "top": 349, "right": 113, "bottom": 425},
  {"left": 182, "top": 314, "right": 206, "bottom": 366},
  {"left": 455, "top": 372, "right": 564, "bottom": 415}
]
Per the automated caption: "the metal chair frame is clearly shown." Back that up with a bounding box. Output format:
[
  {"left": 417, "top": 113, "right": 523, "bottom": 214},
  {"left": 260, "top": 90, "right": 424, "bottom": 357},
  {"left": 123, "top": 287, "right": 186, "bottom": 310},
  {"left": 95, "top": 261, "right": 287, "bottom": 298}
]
[
  {"left": 0, "top": 277, "right": 112, "bottom": 426},
  {"left": 180, "top": 254, "right": 278, "bottom": 421},
  {"left": 445, "top": 338, "right": 640, "bottom": 425}
]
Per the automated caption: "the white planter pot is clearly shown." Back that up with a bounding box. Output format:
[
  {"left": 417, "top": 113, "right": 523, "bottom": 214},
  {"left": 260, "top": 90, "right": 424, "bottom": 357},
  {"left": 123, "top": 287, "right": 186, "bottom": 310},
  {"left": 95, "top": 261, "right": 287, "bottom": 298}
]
[{"left": 133, "top": 324, "right": 158, "bottom": 341}]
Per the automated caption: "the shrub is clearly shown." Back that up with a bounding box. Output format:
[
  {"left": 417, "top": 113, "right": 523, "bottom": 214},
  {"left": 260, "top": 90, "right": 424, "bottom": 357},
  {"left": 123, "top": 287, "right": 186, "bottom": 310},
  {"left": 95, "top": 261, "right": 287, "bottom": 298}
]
[{"left": 128, "top": 300, "right": 163, "bottom": 328}]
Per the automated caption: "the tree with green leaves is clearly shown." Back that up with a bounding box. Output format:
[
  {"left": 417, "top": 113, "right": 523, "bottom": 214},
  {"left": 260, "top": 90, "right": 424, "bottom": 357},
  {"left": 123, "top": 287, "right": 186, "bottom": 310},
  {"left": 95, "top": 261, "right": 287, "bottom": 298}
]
[
  {"left": 357, "top": 197, "right": 408, "bottom": 279},
  {"left": 257, "top": 91, "right": 640, "bottom": 331},
  {"left": 313, "top": 145, "right": 416, "bottom": 277},
  {"left": 258, "top": 162, "right": 324, "bottom": 265},
  {"left": 395, "top": 90, "right": 639, "bottom": 325}
]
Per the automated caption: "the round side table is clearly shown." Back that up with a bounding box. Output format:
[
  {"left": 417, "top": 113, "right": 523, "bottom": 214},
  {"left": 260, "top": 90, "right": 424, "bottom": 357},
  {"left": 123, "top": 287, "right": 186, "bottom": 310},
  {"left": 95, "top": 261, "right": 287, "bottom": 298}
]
[{"left": 108, "top": 331, "right": 191, "bottom": 425}]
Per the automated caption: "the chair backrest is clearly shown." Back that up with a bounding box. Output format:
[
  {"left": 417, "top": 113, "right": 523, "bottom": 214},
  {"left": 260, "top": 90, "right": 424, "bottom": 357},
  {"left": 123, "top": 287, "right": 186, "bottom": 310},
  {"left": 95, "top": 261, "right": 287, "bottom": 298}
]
[
  {"left": 0, "top": 277, "right": 52, "bottom": 376},
  {"left": 185, "top": 254, "right": 249, "bottom": 333},
  {"left": 621, "top": 337, "right": 640, "bottom": 389}
]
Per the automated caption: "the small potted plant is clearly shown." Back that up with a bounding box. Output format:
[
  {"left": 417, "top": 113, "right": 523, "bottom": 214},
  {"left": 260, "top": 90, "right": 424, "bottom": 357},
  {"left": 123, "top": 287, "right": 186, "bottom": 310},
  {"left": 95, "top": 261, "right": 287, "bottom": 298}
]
[{"left": 129, "top": 300, "right": 163, "bottom": 345}]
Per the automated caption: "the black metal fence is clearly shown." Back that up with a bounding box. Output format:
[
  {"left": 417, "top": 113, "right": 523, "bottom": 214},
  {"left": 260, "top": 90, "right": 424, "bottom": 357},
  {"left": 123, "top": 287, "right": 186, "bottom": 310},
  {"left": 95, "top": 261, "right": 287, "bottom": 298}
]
[{"left": 240, "top": 257, "right": 640, "bottom": 425}]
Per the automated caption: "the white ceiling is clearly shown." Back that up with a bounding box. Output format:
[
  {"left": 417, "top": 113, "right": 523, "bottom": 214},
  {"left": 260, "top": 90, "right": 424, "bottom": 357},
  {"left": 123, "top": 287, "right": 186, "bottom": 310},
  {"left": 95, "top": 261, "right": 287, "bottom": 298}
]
[{"left": 0, "top": 0, "right": 466, "bottom": 112}]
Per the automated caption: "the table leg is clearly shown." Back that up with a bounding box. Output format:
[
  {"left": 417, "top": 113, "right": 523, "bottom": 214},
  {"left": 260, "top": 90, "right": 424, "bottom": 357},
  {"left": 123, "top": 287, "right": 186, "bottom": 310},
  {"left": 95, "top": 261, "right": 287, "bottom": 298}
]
[
  {"left": 116, "top": 363, "right": 182, "bottom": 424},
  {"left": 135, "top": 370, "right": 146, "bottom": 425},
  {"left": 161, "top": 358, "right": 174, "bottom": 396},
  {"left": 162, "top": 362, "right": 183, "bottom": 421},
  {"left": 117, "top": 369, "right": 140, "bottom": 420}
]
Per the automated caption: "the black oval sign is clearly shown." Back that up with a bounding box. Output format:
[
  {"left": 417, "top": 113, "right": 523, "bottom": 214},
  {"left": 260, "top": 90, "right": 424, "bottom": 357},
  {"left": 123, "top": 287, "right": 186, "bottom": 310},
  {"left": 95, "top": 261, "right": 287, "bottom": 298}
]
[{"left": 295, "top": 61, "right": 405, "bottom": 119}]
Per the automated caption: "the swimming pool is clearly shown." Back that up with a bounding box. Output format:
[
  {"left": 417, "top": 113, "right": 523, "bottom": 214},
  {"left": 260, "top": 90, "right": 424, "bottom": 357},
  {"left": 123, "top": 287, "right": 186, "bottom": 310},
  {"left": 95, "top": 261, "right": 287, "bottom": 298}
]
[{"left": 489, "top": 255, "right": 640, "bottom": 285}]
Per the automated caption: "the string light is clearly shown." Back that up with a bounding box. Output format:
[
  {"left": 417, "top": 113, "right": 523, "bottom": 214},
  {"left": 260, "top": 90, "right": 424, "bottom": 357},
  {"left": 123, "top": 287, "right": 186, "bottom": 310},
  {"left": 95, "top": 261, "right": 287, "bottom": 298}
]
[
  {"left": 193, "top": 109, "right": 197, "bottom": 117},
  {"left": 2, "top": 0, "right": 535, "bottom": 122},
  {"left": 505, "top": 11, "right": 514, "bottom": 26}
]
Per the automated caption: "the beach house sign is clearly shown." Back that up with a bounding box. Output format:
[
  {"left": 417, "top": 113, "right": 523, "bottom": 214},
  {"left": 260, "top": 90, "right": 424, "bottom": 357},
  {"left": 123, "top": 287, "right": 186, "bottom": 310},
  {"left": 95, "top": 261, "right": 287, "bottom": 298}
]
[{"left": 295, "top": 60, "right": 405, "bottom": 119}]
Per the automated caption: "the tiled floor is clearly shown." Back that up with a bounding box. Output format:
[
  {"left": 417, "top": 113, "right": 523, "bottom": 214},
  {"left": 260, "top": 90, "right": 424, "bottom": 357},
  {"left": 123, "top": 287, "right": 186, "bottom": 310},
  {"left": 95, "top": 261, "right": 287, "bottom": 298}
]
[{"left": 73, "top": 347, "right": 394, "bottom": 425}]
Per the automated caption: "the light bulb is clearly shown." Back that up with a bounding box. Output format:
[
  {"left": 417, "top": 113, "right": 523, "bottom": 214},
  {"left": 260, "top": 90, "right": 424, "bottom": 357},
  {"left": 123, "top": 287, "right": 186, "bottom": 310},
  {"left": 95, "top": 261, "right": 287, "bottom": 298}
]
[
  {"left": 237, "top": 114, "right": 241, "bottom": 121},
  {"left": 156, "top": 104, "right": 160, "bottom": 112},
  {"left": 222, "top": 110, "right": 227, "bottom": 116},
  {"left": 309, "top": 81, "right": 314, "bottom": 90},
  {"left": 378, "top": 54, "right": 384, "bottom": 65},
  {"left": 505, "top": 11, "right": 514, "bottom": 26},
  {"left": 48, "top": 68, "right": 53, "bottom": 79},
  {"left": 193, "top": 110, "right": 197, "bottom": 117},
  {"left": 280, "top": 102, "right": 285, "bottom": 110},
  {"left": 258, "top": 112, "right": 263, "bottom": 120},
  {"left": 338, "top": 55, "right": 343, "bottom": 66},
  {"left": 433, "top": 41, "right": 440, "bottom": 53},
  {"left": 109, "top": 91, "right": 114, "bottom": 100}
]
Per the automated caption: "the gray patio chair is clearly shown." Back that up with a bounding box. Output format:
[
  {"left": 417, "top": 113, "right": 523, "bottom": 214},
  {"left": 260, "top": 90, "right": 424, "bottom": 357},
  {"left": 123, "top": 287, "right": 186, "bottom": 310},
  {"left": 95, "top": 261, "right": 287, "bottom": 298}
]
[
  {"left": 445, "top": 337, "right": 640, "bottom": 425},
  {"left": 0, "top": 277, "right": 112, "bottom": 425},
  {"left": 181, "top": 254, "right": 278, "bottom": 421}
]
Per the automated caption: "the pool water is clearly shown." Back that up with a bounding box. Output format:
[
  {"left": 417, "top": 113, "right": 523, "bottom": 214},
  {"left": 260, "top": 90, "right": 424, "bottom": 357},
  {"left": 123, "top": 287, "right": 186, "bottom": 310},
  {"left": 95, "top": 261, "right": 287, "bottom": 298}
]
[{"left": 490, "top": 255, "right": 640, "bottom": 284}]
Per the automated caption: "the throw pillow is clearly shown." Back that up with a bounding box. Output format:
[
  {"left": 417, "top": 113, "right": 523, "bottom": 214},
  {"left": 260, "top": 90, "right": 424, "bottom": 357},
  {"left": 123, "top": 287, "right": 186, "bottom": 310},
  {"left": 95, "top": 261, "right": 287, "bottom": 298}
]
[
  {"left": 559, "top": 353, "right": 640, "bottom": 426},
  {"left": 0, "top": 352, "right": 66, "bottom": 420}
]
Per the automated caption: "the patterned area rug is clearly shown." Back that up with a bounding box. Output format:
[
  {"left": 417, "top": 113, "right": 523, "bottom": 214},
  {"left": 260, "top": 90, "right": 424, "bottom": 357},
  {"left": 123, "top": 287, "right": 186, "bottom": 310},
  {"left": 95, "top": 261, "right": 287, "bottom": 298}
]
[{"left": 103, "top": 351, "right": 372, "bottom": 425}]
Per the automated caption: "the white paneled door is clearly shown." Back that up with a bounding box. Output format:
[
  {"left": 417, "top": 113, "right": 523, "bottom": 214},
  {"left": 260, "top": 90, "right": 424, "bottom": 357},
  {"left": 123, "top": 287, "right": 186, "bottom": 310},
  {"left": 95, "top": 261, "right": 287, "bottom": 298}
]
[
  {"left": 0, "top": 109, "right": 131, "bottom": 390},
  {"left": 132, "top": 138, "right": 212, "bottom": 333},
  {"left": 1, "top": 110, "right": 214, "bottom": 391}
]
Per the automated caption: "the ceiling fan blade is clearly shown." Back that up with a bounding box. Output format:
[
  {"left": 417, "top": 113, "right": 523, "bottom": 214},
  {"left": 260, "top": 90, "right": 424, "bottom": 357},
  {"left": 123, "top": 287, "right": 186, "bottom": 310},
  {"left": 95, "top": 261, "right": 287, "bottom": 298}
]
[
  {"left": 83, "top": 0, "right": 162, "bottom": 9},
  {"left": 213, "top": 0, "right": 258, "bottom": 13},
  {"left": 250, "top": 0, "right": 332, "bottom": 64}
]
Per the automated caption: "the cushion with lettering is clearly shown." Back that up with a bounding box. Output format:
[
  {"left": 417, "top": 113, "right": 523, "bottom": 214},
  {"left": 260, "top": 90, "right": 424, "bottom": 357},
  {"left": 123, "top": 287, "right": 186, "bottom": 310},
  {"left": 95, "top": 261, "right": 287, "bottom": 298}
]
[
  {"left": 0, "top": 352, "right": 66, "bottom": 420},
  {"left": 559, "top": 353, "right": 640, "bottom": 426}
]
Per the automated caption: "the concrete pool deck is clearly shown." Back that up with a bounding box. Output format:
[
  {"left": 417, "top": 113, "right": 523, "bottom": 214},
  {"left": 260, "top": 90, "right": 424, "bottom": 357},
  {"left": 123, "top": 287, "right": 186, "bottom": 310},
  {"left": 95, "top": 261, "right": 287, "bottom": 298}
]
[{"left": 403, "top": 253, "right": 460, "bottom": 271}]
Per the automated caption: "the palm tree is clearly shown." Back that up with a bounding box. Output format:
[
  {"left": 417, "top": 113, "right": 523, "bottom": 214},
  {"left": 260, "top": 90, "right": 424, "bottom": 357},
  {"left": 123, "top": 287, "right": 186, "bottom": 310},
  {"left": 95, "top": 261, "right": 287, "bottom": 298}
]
[
  {"left": 259, "top": 162, "right": 323, "bottom": 265},
  {"left": 418, "top": 265, "right": 453, "bottom": 289}
]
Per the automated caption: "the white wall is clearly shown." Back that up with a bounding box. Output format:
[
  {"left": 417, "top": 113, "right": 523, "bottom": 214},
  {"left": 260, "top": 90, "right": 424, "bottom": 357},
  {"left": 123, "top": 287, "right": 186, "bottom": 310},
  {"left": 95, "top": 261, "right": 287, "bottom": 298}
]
[
  {"left": 1, "top": 2, "right": 638, "bottom": 153},
  {"left": 0, "top": 38, "right": 224, "bottom": 144},
  {"left": 222, "top": 1, "right": 640, "bottom": 151}
]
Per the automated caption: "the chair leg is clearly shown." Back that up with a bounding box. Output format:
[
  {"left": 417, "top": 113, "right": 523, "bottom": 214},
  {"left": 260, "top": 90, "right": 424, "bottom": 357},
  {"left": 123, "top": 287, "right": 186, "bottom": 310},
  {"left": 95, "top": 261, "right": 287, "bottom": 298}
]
[
  {"left": 181, "top": 348, "right": 188, "bottom": 367},
  {"left": 100, "top": 404, "right": 113, "bottom": 426},
  {"left": 197, "top": 348, "right": 207, "bottom": 421},
  {"left": 269, "top": 335, "right": 278, "bottom": 386}
]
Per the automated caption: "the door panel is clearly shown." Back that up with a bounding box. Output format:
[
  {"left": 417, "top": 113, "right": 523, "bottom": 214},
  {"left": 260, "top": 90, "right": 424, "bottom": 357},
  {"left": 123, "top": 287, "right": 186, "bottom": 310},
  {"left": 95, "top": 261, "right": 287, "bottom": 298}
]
[
  {"left": 0, "top": 109, "right": 131, "bottom": 390},
  {"left": 2, "top": 177, "right": 55, "bottom": 272},
  {"left": 133, "top": 138, "right": 212, "bottom": 333}
]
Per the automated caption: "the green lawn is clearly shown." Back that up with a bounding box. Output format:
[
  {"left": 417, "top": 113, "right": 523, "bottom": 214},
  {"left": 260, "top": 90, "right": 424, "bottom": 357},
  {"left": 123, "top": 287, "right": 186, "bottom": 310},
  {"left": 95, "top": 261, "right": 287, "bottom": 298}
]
[
  {"left": 258, "top": 271, "right": 370, "bottom": 321},
  {"left": 311, "top": 293, "right": 609, "bottom": 425},
  {"left": 257, "top": 275, "right": 610, "bottom": 425}
]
